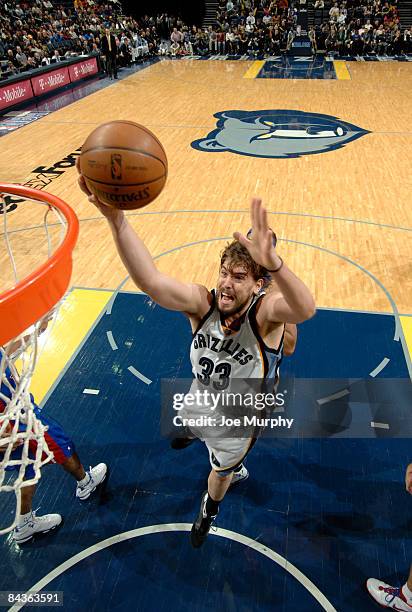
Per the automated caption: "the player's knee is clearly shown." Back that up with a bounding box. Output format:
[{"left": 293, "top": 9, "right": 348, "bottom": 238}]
[{"left": 214, "top": 469, "right": 233, "bottom": 480}]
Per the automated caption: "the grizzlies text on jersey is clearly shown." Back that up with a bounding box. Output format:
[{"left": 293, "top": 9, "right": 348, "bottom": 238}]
[{"left": 190, "top": 290, "right": 284, "bottom": 388}]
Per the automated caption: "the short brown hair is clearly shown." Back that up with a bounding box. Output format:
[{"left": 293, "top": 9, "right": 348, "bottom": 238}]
[{"left": 220, "top": 241, "right": 270, "bottom": 285}]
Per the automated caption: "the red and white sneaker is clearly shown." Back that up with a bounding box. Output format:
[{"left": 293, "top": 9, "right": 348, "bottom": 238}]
[{"left": 366, "top": 578, "right": 412, "bottom": 610}]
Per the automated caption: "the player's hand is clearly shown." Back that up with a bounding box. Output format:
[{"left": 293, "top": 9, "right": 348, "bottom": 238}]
[
  {"left": 76, "top": 157, "right": 124, "bottom": 222},
  {"left": 405, "top": 464, "right": 412, "bottom": 494},
  {"left": 233, "top": 198, "right": 281, "bottom": 271}
]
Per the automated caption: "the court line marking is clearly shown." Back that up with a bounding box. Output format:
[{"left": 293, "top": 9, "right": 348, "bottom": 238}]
[
  {"left": 371, "top": 421, "right": 390, "bottom": 429},
  {"left": 3, "top": 209, "right": 412, "bottom": 235},
  {"left": 127, "top": 366, "right": 152, "bottom": 385},
  {"left": 106, "top": 330, "right": 118, "bottom": 351},
  {"left": 333, "top": 60, "right": 351, "bottom": 80},
  {"left": 8, "top": 523, "right": 337, "bottom": 612},
  {"left": 243, "top": 60, "right": 266, "bottom": 78},
  {"left": 317, "top": 389, "right": 350, "bottom": 406},
  {"left": 369, "top": 357, "right": 390, "bottom": 377}
]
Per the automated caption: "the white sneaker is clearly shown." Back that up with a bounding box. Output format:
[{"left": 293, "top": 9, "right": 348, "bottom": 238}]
[
  {"left": 13, "top": 511, "right": 62, "bottom": 544},
  {"left": 76, "top": 463, "right": 107, "bottom": 500},
  {"left": 231, "top": 464, "right": 249, "bottom": 485},
  {"left": 366, "top": 578, "right": 412, "bottom": 610}
]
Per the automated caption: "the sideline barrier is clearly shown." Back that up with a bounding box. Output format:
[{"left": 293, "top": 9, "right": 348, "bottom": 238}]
[{"left": 0, "top": 55, "right": 99, "bottom": 112}]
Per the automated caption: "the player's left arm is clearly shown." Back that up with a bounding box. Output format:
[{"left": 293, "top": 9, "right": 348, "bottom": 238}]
[
  {"left": 283, "top": 323, "right": 297, "bottom": 356},
  {"left": 234, "top": 198, "right": 315, "bottom": 324},
  {"left": 258, "top": 267, "right": 315, "bottom": 324}
]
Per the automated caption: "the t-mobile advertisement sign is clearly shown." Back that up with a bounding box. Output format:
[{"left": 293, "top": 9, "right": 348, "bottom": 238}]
[
  {"left": 0, "top": 79, "right": 33, "bottom": 111},
  {"left": 68, "top": 57, "right": 98, "bottom": 82},
  {"left": 31, "top": 67, "right": 70, "bottom": 96}
]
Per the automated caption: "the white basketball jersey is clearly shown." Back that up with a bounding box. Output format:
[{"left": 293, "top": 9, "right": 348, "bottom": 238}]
[{"left": 190, "top": 290, "right": 284, "bottom": 388}]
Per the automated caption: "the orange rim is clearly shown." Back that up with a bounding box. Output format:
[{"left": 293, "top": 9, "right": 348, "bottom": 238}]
[{"left": 0, "top": 184, "right": 79, "bottom": 346}]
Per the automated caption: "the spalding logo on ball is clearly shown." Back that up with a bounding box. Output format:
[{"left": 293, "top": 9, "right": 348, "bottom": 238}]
[{"left": 80, "top": 120, "right": 168, "bottom": 210}]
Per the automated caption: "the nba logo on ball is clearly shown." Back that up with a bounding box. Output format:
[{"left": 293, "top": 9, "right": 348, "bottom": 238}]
[
  {"left": 111, "top": 154, "right": 122, "bottom": 180},
  {"left": 80, "top": 121, "right": 168, "bottom": 210}
]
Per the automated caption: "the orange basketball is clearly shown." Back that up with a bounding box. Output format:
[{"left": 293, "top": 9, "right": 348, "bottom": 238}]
[{"left": 79, "top": 120, "right": 167, "bottom": 210}]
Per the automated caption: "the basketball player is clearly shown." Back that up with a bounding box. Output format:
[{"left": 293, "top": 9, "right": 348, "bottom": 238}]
[
  {"left": 0, "top": 327, "right": 107, "bottom": 544},
  {"left": 366, "top": 463, "right": 412, "bottom": 610},
  {"left": 170, "top": 321, "right": 297, "bottom": 474},
  {"left": 78, "top": 168, "right": 315, "bottom": 547}
]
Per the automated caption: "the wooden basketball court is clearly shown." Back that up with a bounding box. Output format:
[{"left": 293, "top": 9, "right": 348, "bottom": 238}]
[
  {"left": 2, "top": 59, "right": 411, "bottom": 362},
  {"left": 1, "top": 58, "right": 412, "bottom": 612}
]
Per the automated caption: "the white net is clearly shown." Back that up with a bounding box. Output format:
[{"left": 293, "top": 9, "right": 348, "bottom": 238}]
[{"left": 0, "top": 191, "right": 70, "bottom": 534}]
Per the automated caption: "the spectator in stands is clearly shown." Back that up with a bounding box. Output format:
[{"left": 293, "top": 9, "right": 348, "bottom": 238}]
[
  {"left": 309, "top": 26, "right": 317, "bottom": 54},
  {"left": 225, "top": 28, "right": 236, "bottom": 53},
  {"left": 50, "top": 49, "right": 62, "bottom": 63},
  {"left": 158, "top": 40, "right": 169, "bottom": 55},
  {"left": 239, "top": 28, "right": 248, "bottom": 53},
  {"left": 329, "top": 3, "right": 340, "bottom": 22},
  {"left": 286, "top": 27, "right": 295, "bottom": 50},
  {"left": 6, "top": 49, "right": 18, "bottom": 70},
  {"left": 119, "top": 36, "right": 132, "bottom": 66},
  {"left": 404, "top": 26, "right": 412, "bottom": 53},
  {"left": 170, "top": 40, "right": 180, "bottom": 56},
  {"left": 246, "top": 11, "right": 256, "bottom": 28},
  {"left": 101, "top": 26, "right": 117, "bottom": 79},
  {"left": 15, "top": 45, "right": 28, "bottom": 69},
  {"left": 216, "top": 29, "right": 226, "bottom": 54},
  {"left": 170, "top": 27, "right": 183, "bottom": 46},
  {"left": 209, "top": 27, "right": 218, "bottom": 52}
]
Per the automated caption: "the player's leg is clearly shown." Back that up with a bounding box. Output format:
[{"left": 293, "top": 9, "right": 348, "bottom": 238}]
[
  {"left": 40, "top": 413, "right": 107, "bottom": 501},
  {"left": 20, "top": 483, "right": 35, "bottom": 515},
  {"left": 13, "top": 471, "right": 62, "bottom": 544},
  {"left": 366, "top": 566, "right": 412, "bottom": 610},
  {"left": 190, "top": 437, "right": 254, "bottom": 548},
  {"left": 191, "top": 469, "right": 232, "bottom": 549},
  {"left": 208, "top": 468, "right": 233, "bottom": 500},
  {"left": 61, "top": 452, "right": 86, "bottom": 480}
]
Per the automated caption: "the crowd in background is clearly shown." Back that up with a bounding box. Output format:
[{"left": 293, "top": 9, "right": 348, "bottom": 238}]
[
  {"left": 207, "top": 0, "right": 411, "bottom": 56},
  {"left": 1, "top": 0, "right": 411, "bottom": 81},
  {"left": 311, "top": 0, "right": 411, "bottom": 55},
  {"left": 0, "top": 0, "right": 173, "bottom": 79}
]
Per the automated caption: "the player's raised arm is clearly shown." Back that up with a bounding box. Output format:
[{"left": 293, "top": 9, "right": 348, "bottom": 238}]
[
  {"left": 77, "top": 163, "right": 209, "bottom": 316},
  {"left": 234, "top": 198, "right": 316, "bottom": 324}
]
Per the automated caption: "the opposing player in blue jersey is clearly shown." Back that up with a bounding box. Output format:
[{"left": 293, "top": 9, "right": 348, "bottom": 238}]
[
  {"left": 78, "top": 165, "right": 315, "bottom": 547},
  {"left": 0, "top": 334, "right": 107, "bottom": 544}
]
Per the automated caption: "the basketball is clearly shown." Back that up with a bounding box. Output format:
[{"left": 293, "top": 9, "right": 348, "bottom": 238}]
[{"left": 79, "top": 120, "right": 168, "bottom": 210}]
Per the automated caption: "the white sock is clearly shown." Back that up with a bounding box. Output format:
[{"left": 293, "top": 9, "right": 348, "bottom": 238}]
[
  {"left": 17, "top": 511, "right": 32, "bottom": 526},
  {"left": 78, "top": 472, "right": 91, "bottom": 487},
  {"left": 401, "top": 584, "right": 412, "bottom": 605}
]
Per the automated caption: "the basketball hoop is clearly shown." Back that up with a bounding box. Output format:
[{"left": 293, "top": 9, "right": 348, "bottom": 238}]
[{"left": 0, "top": 184, "right": 78, "bottom": 535}]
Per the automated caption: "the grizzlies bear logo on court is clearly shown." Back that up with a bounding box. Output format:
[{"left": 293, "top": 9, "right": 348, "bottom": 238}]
[{"left": 191, "top": 110, "right": 369, "bottom": 158}]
